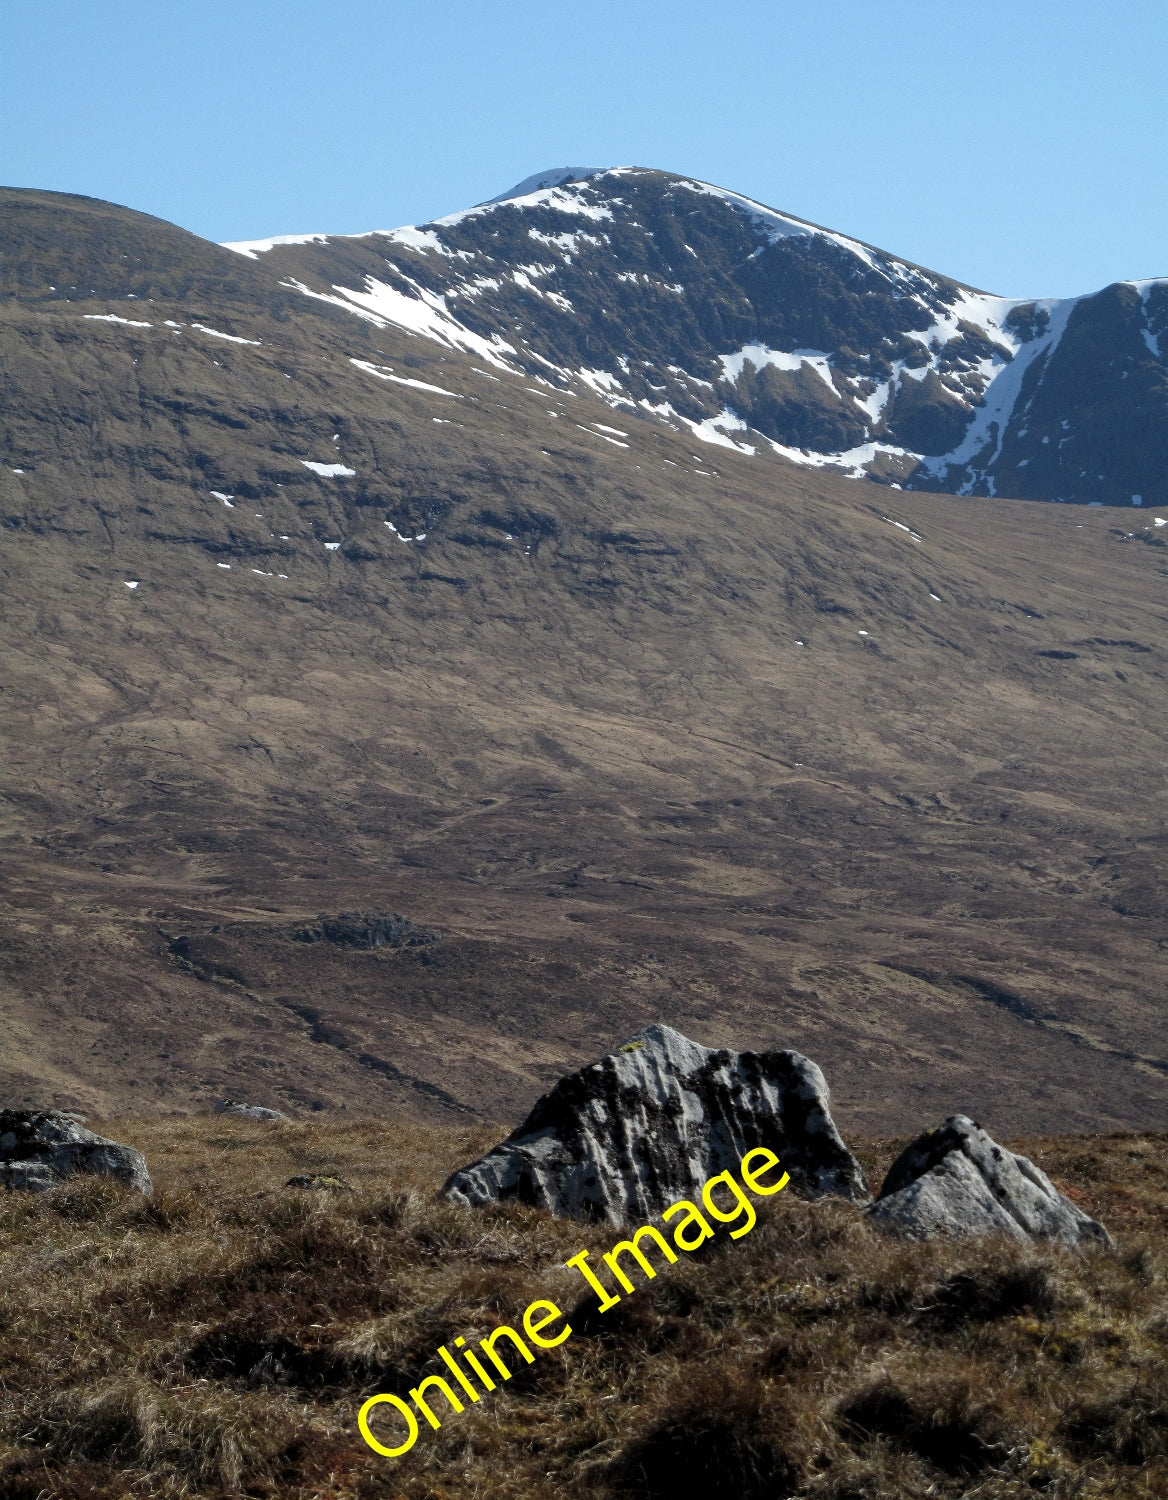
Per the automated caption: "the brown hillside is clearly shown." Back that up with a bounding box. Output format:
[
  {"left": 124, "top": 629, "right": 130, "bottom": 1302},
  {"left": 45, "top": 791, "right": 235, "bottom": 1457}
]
[{"left": 1, "top": 189, "right": 1166, "bottom": 1131}]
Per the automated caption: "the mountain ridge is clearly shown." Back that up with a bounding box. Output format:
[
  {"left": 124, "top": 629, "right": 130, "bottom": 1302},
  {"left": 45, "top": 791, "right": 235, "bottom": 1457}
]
[{"left": 224, "top": 166, "right": 1167, "bottom": 507}]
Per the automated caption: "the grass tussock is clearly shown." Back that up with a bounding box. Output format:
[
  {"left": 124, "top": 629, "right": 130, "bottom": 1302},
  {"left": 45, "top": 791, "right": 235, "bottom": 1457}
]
[{"left": 0, "top": 1119, "right": 1165, "bottom": 1499}]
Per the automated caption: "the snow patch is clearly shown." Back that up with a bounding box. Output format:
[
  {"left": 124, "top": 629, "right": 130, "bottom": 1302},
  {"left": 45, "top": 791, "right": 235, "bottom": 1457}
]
[
  {"left": 223, "top": 232, "right": 332, "bottom": 259},
  {"left": 918, "top": 296, "right": 1079, "bottom": 494},
  {"left": 349, "top": 358, "right": 462, "bottom": 397},
  {"left": 576, "top": 366, "right": 625, "bottom": 397},
  {"left": 576, "top": 424, "right": 628, "bottom": 448},
  {"left": 381, "top": 226, "right": 461, "bottom": 258},
  {"left": 301, "top": 461, "right": 355, "bottom": 477},
  {"left": 488, "top": 167, "right": 607, "bottom": 202},
  {"left": 720, "top": 343, "right": 837, "bottom": 394},
  {"left": 191, "top": 323, "right": 261, "bottom": 345},
  {"left": 527, "top": 228, "right": 603, "bottom": 256},
  {"left": 281, "top": 272, "right": 517, "bottom": 370},
  {"left": 643, "top": 399, "right": 757, "bottom": 455},
  {"left": 765, "top": 435, "right": 917, "bottom": 479},
  {"left": 438, "top": 180, "right": 615, "bottom": 229},
  {"left": 83, "top": 314, "right": 151, "bottom": 327},
  {"left": 882, "top": 516, "right": 923, "bottom": 542}
]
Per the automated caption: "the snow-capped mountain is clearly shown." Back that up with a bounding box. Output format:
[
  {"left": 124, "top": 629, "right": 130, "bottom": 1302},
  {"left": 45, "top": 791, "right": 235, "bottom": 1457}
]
[{"left": 226, "top": 167, "right": 1168, "bottom": 507}]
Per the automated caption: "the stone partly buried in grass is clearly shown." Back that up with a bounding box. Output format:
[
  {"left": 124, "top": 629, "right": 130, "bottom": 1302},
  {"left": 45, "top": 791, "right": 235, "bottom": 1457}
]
[
  {"left": 868, "top": 1114, "right": 1112, "bottom": 1246},
  {"left": 0, "top": 1110, "right": 152, "bottom": 1194},
  {"left": 214, "top": 1100, "right": 290, "bottom": 1122},
  {"left": 442, "top": 1023, "right": 868, "bottom": 1222}
]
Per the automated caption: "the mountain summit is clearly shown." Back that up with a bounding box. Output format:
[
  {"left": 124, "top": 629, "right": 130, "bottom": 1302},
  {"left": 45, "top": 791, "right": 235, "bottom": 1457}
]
[
  {"left": 226, "top": 167, "right": 1167, "bottom": 507},
  {"left": 485, "top": 166, "right": 607, "bottom": 203}
]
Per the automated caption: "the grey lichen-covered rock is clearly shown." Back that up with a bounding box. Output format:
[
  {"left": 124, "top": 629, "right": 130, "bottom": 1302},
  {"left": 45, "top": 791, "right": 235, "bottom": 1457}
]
[
  {"left": 214, "top": 1100, "right": 290, "bottom": 1121},
  {"left": 0, "top": 1110, "right": 152, "bottom": 1194},
  {"left": 868, "top": 1115, "right": 1111, "bottom": 1247},
  {"left": 442, "top": 1023, "right": 868, "bottom": 1223}
]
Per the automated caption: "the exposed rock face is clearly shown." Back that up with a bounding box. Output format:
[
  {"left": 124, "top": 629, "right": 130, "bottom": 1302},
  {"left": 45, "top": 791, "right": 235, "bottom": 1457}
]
[
  {"left": 869, "top": 1115, "right": 1111, "bottom": 1247},
  {"left": 214, "top": 1100, "right": 290, "bottom": 1121},
  {"left": 291, "top": 911, "right": 439, "bottom": 949},
  {"left": 0, "top": 1110, "right": 152, "bottom": 1194},
  {"left": 442, "top": 1023, "right": 868, "bottom": 1223}
]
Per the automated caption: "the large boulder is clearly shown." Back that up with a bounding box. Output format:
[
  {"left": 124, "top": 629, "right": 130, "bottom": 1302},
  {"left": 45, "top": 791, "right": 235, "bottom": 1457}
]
[
  {"left": 0, "top": 1110, "right": 152, "bottom": 1194},
  {"left": 868, "top": 1115, "right": 1111, "bottom": 1247},
  {"left": 442, "top": 1023, "right": 869, "bottom": 1223}
]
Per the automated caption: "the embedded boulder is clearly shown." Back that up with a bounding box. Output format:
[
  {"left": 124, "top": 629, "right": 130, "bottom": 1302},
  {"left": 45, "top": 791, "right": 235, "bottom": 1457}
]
[
  {"left": 868, "top": 1115, "right": 1111, "bottom": 1247},
  {"left": 214, "top": 1100, "right": 290, "bottom": 1121},
  {"left": 0, "top": 1110, "right": 152, "bottom": 1194},
  {"left": 442, "top": 1023, "right": 868, "bottom": 1223}
]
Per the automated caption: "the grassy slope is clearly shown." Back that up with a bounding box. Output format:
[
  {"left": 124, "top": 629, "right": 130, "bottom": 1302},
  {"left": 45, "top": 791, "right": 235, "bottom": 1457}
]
[{"left": 0, "top": 1119, "right": 1165, "bottom": 1499}]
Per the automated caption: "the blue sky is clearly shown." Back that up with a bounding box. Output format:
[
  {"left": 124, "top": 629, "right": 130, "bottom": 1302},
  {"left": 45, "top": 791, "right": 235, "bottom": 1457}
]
[{"left": 2, "top": 1, "right": 1164, "bottom": 298}]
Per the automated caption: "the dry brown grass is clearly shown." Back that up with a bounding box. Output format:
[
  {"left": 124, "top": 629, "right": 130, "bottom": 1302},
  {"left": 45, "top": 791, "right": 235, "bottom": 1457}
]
[{"left": 1, "top": 1119, "right": 1166, "bottom": 1499}]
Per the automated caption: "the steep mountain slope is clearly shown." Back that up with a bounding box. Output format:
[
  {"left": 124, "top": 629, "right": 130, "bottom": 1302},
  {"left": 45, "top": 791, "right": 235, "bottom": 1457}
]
[
  {"left": 228, "top": 167, "right": 1168, "bottom": 507},
  {"left": 2, "top": 186, "right": 1167, "bottom": 1135}
]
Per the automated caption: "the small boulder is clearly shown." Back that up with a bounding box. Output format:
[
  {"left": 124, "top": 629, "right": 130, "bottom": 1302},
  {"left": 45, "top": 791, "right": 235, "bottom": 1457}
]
[
  {"left": 868, "top": 1115, "right": 1111, "bottom": 1247},
  {"left": 0, "top": 1110, "right": 152, "bottom": 1194},
  {"left": 442, "top": 1023, "right": 868, "bottom": 1223},
  {"left": 214, "top": 1100, "right": 290, "bottom": 1121}
]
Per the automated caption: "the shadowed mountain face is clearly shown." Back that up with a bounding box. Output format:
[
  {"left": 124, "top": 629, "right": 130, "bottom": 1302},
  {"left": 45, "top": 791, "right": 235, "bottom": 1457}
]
[
  {"left": 1, "top": 184, "right": 1167, "bottom": 1135},
  {"left": 229, "top": 167, "right": 1168, "bottom": 508}
]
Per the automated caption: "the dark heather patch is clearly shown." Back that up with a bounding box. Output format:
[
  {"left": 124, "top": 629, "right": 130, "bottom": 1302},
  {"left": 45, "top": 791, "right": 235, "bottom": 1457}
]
[
  {"left": 835, "top": 1377, "right": 1014, "bottom": 1475},
  {"left": 917, "top": 1263, "right": 1057, "bottom": 1328}
]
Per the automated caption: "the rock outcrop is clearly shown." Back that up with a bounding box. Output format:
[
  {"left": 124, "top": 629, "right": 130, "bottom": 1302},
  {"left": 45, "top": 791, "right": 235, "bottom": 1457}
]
[
  {"left": 291, "top": 911, "right": 439, "bottom": 949},
  {"left": 442, "top": 1023, "right": 868, "bottom": 1223},
  {"left": 868, "top": 1115, "right": 1111, "bottom": 1247},
  {"left": 214, "top": 1100, "right": 290, "bottom": 1122},
  {"left": 0, "top": 1110, "right": 152, "bottom": 1194}
]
